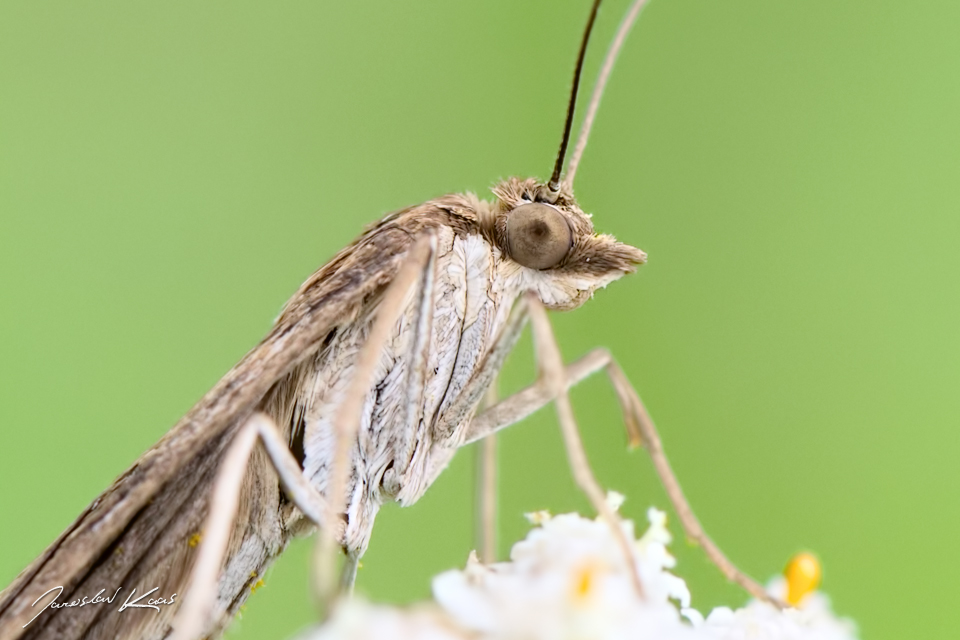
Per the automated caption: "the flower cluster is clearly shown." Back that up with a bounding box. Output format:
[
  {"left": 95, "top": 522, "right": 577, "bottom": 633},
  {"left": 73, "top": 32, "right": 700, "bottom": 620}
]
[{"left": 304, "top": 497, "right": 857, "bottom": 640}]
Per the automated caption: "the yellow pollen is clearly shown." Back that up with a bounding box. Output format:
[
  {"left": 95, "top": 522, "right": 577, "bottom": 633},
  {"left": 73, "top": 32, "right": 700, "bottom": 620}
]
[
  {"left": 250, "top": 578, "right": 265, "bottom": 593},
  {"left": 571, "top": 564, "right": 596, "bottom": 602},
  {"left": 784, "top": 552, "right": 822, "bottom": 606}
]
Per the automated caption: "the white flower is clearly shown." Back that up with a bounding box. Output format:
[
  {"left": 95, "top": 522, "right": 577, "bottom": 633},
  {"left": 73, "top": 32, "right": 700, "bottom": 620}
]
[
  {"left": 300, "top": 497, "right": 858, "bottom": 640},
  {"left": 299, "top": 600, "right": 462, "bottom": 640},
  {"left": 691, "top": 577, "right": 857, "bottom": 640},
  {"left": 432, "top": 503, "right": 695, "bottom": 640}
]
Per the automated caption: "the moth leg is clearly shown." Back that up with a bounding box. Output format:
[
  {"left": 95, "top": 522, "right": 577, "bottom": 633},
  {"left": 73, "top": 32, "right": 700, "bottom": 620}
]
[
  {"left": 435, "top": 299, "right": 531, "bottom": 565},
  {"left": 317, "top": 234, "right": 438, "bottom": 602},
  {"left": 462, "top": 347, "right": 612, "bottom": 445},
  {"left": 464, "top": 327, "right": 782, "bottom": 607},
  {"left": 171, "top": 412, "right": 335, "bottom": 640},
  {"left": 435, "top": 300, "right": 530, "bottom": 563},
  {"left": 523, "top": 292, "right": 646, "bottom": 598},
  {"left": 339, "top": 551, "right": 360, "bottom": 595},
  {"left": 601, "top": 360, "right": 784, "bottom": 606},
  {"left": 388, "top": 224, "right": 438, "bottom": 486},
  {"left": 474, "top": 383, "right": 499, "bottom": 563}
]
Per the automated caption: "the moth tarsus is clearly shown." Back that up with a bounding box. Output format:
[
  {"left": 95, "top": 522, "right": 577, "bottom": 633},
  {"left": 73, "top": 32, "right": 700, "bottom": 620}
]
[{"left": 0, "top": 1, "right": 784, "bottom": 639}]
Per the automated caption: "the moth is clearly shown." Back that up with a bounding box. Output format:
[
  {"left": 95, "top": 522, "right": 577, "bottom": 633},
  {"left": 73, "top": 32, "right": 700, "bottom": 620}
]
[{"left": 0, "top": 1, "right": 781, "bottom": 639}]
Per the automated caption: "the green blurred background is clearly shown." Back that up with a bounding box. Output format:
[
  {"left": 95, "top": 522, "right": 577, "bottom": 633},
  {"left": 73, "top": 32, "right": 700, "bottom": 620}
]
[{"left": 1, "top": 0, "right": 958, "bottom": 638}]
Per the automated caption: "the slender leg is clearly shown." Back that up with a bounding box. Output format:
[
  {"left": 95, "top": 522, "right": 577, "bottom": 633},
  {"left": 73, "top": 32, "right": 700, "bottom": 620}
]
[
  {"left": 441, "top": 299, "right": 532, "bottom": 565},
  {"left": 602, "top": 360, "right": 783, "bottom": 606},
  {"left": 464, "top": 300, "right": 783, "bottom": 607},
  {"left": 170, "top": 413, "right": 335, "bottom": 640},
  {"left": 338, "top": 551, "right": 360, "bottom": 595},
  {"left": 474, "top": 382, "right": 499, "bottom": 564},
  {"left": 390, "top": 229, "right": 438, "bottom": 479},
  {"left": 463, "top": 348, "right": 612, "bottom": 445},
  {"left": 524, "top": 292, "right": 645, "bottom": 598},
  {"left": 317, "top": 234, "right": 437, "bottom": 602}
]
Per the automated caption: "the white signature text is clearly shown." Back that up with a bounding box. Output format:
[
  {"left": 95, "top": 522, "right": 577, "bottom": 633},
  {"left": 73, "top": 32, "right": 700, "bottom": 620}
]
[{"left": 24, "top": 585, "right": 178, "bottom": 628}]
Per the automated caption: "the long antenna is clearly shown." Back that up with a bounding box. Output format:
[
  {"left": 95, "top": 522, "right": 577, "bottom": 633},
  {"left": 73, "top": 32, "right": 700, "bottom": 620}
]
[
  {"left": 548, "top": 0, "right": 603, "bottom": 193},
  {"left": 565, "top": 0, "right": 650, "bottom": 189}
]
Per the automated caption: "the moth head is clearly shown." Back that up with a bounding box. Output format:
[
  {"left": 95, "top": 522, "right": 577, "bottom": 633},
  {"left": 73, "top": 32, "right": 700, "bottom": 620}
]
[
  {"left": 486, "top": 177, "right": 646, "bottom": 310},
  {"left": 477, "top": 0, "right": 649, "bottom": 308},
  {"left": 473, "top": 0, "right": 650, "bottom": 308}
]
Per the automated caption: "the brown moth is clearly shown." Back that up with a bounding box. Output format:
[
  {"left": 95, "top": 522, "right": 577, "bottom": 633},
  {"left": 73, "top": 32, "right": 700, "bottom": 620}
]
[{"left": 0, "top": 1, "right": 781, "bottom": 639}]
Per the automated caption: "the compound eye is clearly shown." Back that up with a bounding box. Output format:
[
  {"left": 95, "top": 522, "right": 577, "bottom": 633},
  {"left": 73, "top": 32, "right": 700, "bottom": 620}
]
[{"left": 505, "top": 203, "right": 572, "bottom": 270}]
